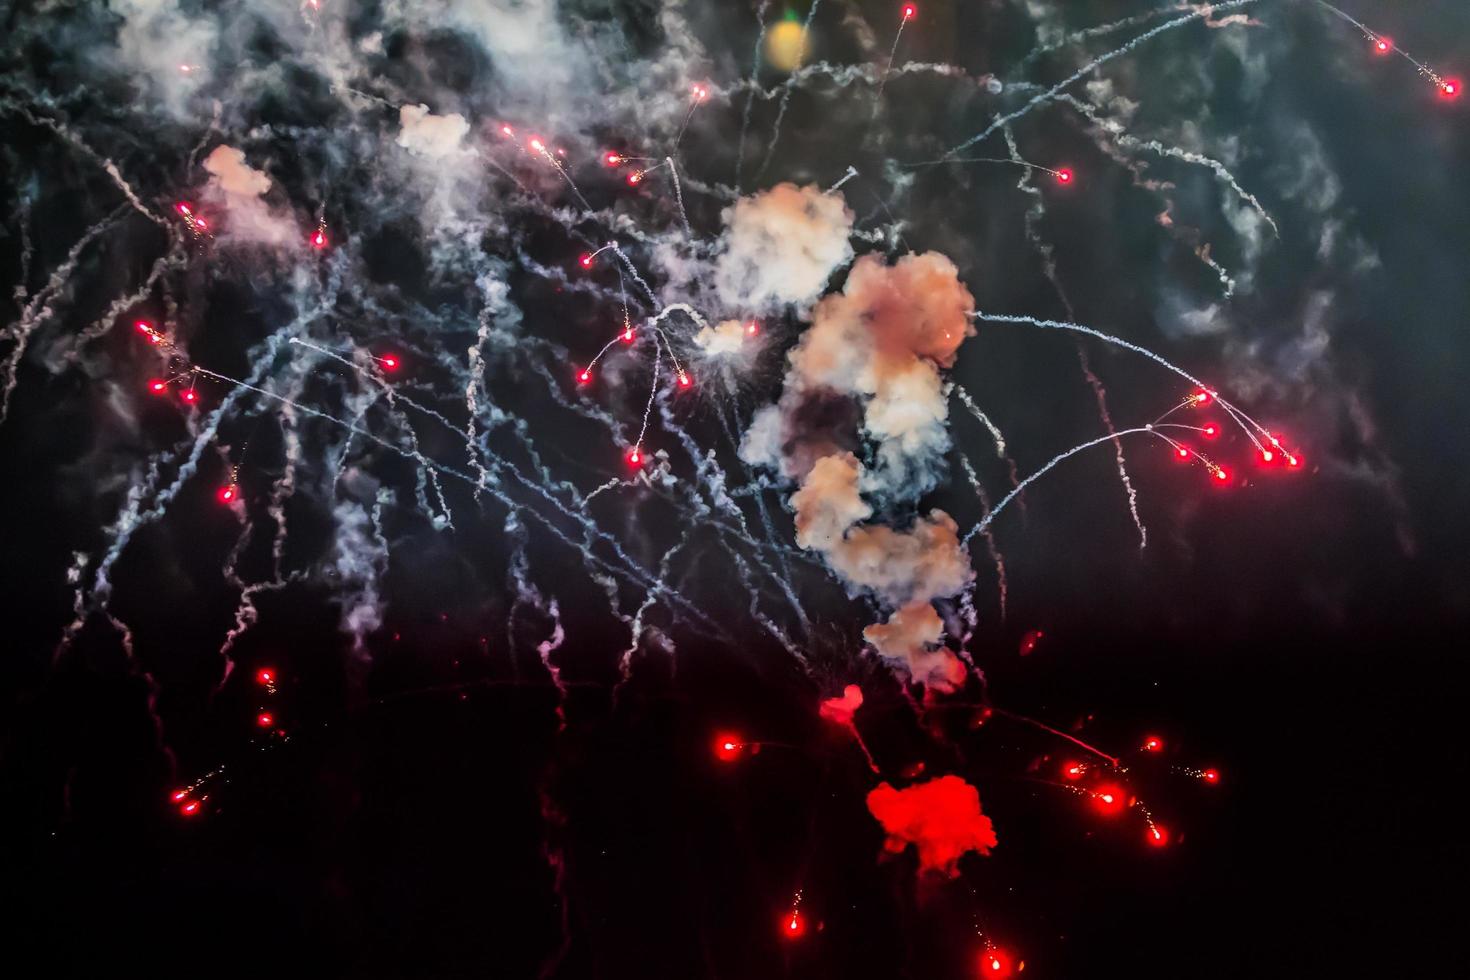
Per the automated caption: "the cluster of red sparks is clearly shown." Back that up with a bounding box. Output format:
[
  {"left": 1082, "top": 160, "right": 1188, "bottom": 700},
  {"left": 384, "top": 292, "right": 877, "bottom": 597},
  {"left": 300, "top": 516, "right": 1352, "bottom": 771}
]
[{"left": 170, "top": 666, "right": 282, "bottom": 818}]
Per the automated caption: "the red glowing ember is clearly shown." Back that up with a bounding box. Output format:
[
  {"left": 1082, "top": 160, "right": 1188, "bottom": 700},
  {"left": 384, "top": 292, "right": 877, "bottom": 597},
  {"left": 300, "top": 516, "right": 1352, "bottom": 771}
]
[
  {"left": 1201, "top": 768, "right": 1221, "bottom": 785},
  {"left": 902, "top": 3, "right": 916, "bottom": 20},
  {"left": 714, "top": 733, "right": 742, "bottom": 761},
  {"left": 1202, "top": 423, "right": 1219, "bottom": 439},
  {"left": 579, "top": 253, "right": 593, "bottom": 268},
  {"left": 381, "top": 355, "right": 399, "bottom": 371},
  {"left": 603, "top": 152, "right": 622, "bottom": 166},
  {"left": 1142, "top": 736, "right": 1164, "bottom": 753},
  {"left": 256, "top": 712, "right": 275, "bottom": 728},
  {"left": 1061, "top": 760, "right": 1085, "bottom": 781},
  {"left": 1374, "top": 37, "right": 1392, "bottom": 54},
  {"left": 1055, "top": 168, "right": 1073, "bottom": 184},
  {"left": 181, "top": 389, "right": 198, "bottom": 403},
  {"left": 783, "top": 912, "right": 807, "bottom": 939},
  {"left": 180, "top": 801, "right": 201, "bottom": 816},
  {"left": 1018, "top": 629, "right": 1044, "bottom": 655},
  {"left": 256, "top": 668, "right": 275, "bottom": 685},
  {"left": 1194, "top": 390, "right": 1213, "bottom": 406},
  {"left": 980, "top": 947, "right": 1015, "bottom": 978},
  {"left": 1092, "top": 785, "right": 1125, "bottom": 815},
  {"left": 578, "top": 368, "right": 592, "bottom": 384},
  {"left": 627, "top": 448, "right": 643, "bottom": 466},
  {"left": 148, "top": 379, "right": 168, "bottom": 394},
  {"left": 217, "top": 485, "right": 237, "bottom": 504},
  {"left": 1174, "top": 445, "right": 1191, "bottom": 461},
  {"left": 1441, "top": 79, "right": 1461, "bottom": 99},
  {"left": 1147, "top": 824, "right": 1170, "bottom": 848},
  {"left": 311, "top": 230, "right": 327, "bottom": 249},
  {"left": 1213, "top": 467, "right": 1230, "bottom": 483}
]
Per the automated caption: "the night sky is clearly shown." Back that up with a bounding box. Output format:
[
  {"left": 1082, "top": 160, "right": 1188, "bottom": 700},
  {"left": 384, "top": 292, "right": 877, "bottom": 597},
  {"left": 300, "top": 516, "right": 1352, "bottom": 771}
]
[{"left": 2, "top": 1, "right": 1468, "bottom": 977}]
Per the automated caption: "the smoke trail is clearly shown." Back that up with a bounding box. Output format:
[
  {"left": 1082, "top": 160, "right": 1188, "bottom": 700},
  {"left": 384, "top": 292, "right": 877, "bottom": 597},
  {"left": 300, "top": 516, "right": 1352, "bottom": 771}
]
[
  {"left": 756, "top": 0, "right": 826, "bottom": 179},
  {"left": 943, "top": 0, "right": 1260, "bottom": 158}
]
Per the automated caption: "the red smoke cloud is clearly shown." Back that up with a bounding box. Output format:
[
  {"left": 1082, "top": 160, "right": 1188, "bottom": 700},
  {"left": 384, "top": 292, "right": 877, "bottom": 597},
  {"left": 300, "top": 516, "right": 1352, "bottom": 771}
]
[
  {"left": 866, "top": 775, "right": 998, "bottom": 875},
  {"left": 819, "top": 684, "right": 864, "bottom": 726}
]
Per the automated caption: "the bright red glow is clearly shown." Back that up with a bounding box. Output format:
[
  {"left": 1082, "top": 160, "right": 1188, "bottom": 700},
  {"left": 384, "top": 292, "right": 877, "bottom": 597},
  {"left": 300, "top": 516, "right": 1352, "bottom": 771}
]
[
  {"left": 1142, "top": 736, "right": 1163, "bottom": 752},
  {"left": 1018, "top": 629, "right": 1044, "bottom": 655},
  {"left": 783, "top": 912, "right": 807, "bottom": 939},
  {"left": 500, "top": 124, "right": 514, "bottom": 137},
  {"left": 579, "top": 253, "right": 593, "bottom": 268},
  {"left": 714, "top": 733, "right": 742, "bottom": 761},
  {"left": 902, "top": 4, "right": 916, "bottom": 20},
  {"left": 1055, "top": 168, "right": 1073, "bottom": 184},
  {"left": 181, "top": 389, "right": 198, "bottom": 403},
  {"left": 1260, "top": 448, "right": 1276, "bottom": 464},
  {"left": 180, "top": 801, "right": 201, "bottom": 816},
  {"left": 529, "top": 137, "right": 545, "bottom": 152},
  {"left": 1374, "top": 37, "right": 1392, "bottom": 54},
  {"left": 1286, "top": 454, "right": 1301, "bottom": 468},
  {"left": 745, "top": 320, "right": 759, "bottom": 336},
  {"left": 135, "top": 320, "right": 152, "bottom": 334},
  {"left": 1194, "top": 390, "right": 1213, "bottom": 406},
  {"left": 1201, "top": 768, "right": 1221, "bottom": 784},
  {"left": 256, "top": 668, "right": 275, "bottom": 685},
  {"left": 678, "top": 372, "right": 691, "bottom": 388},
  {"left": 1442, "top": 79, "right": 1461, "bottom": 99},
  {"left": 1061, "top": 760, "right": 1085, "bottom": 781},
  {"left": 1092, "top": 785, "right": 1125, "bottom": 815},
  {"left": 256, "top": 712, "right": 274, "bottom": 728},
  {"left": 1213, "top": 467, "right": 1230, "bottom": 483},
  {"left": 176, "top": 202, "right": 192, "bottom": 216},
  {"left": 604, "top": 152, "right": 622, "bottom": 166},
  {"left": 628, "top": 171, "right": 643, "bottom": 185},
  {"left": 691, "top": 85, "right": 708, "bottom": 101},
  {"left": 627, "top": 448, "right": 642, "bottom": 466},
  {"left": 622, "top": 328, "right": 634, "bottom": 343},
  {"left": 171, "top": 789, "right": 189, "bottom": 802},
  {"left": 217, "top": 485, "right": 236, "bottom": 504},
  {"left": 148, "top": 379, "right": 168, "bottom": 394},
  {"left": 193, "top": 218, "right": 207, "bottom": 230},
  {"left": 1147, "top": 824, "right": 1170, "bottom": 847},
  {"left": 311, "top": 230, "right": 327, "bottom": 249},
  {"left": 578, "top": 368, "right": 591, "bottom": 384},
  {"left": 980, "top": 948, "right": 1015, "bottom": 978},
  {"left": 381, "top": 355, "right": 399, "bottom": 371},
  {"left": 1202, "top": 423, "right": 1219, "bottom": 439},
  {"left": 1174, "top": 445, "right": 1191, "bottom": 461}
]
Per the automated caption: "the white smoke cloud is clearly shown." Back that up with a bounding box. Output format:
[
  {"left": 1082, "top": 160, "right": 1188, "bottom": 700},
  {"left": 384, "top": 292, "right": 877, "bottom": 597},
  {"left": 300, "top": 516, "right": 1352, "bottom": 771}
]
[
  {"left": 110, "top": 0, "right": 216, "bottom": 115},
  {"left": 396, "top": 104, "right": 471, "bottom": 159},
  {"left": 201, "top": 145, "right": 295, "bottom": 247},
  {"left": 692, "top": 319, "right": 752, "bottom": 358},
  {"left": 863, "top": 602, "right": 967, "bottom": 693},
  {"left": 714, "top": 183, "right": 855, "bottom": 314}
]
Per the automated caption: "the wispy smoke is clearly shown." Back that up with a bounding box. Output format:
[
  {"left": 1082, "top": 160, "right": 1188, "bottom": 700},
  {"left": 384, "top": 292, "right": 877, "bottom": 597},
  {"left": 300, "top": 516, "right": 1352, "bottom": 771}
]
[{"left": 714, "top": 182, "right": 854, "bottom": 314}]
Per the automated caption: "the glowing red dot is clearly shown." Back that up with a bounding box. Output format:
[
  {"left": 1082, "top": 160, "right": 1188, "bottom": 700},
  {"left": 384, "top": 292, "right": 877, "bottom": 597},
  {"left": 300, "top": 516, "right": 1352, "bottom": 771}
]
[
  {"left": 1260, "top": 449, "right": 1275, "bottom": 464},
  {"left": 171, "top": 789, "right": 189, "bottom": 802},
  {"left": 902, "top": 4, "right": 916, "bottom": 20},
  {"left": 1147, "top": 824, "right": 1170, "bottom": 848},
  {"left": 1286, "top": 454, "right": 1301, "bottom": 468},
  {"left": 579, "top": 253, "right": 594, "bottom": 268},
  {"left": 1442, "top": 79, "right": 1461, "bottom": 99},
  {"left": 1213, "top": 467, "right": 1230, "bottom": 483},
  {"left": 176, "top": 202, "right": 192, "bottom": 216},
  {"left": 628, "top": 171, "right": 643, "bottom": 185},
  {"left": 311, "top": 230, "right": 327, "bottom": 249},
  {"left": 148, "top": 379, "right": 168, "bottom": 394},
  {"left": 256, "top": 668, "right": 275, "bottom": 685},
  {"left": 217, "top": 485, "right": 236, "bottom": 504},
  {"left": 529, "top": 137, "right": 545, "bottom": 152},
  {"left": 181, "top": 389, "right": 198, "bottom": 403},
  {"left": 1201, "top": 768, "right": 1221, "bottom": 784},
  {"left": 1061, "top": 760, "right": 1085, "bottom": 781},
  {"left": 1174, "top": 445, "right": 1191, "bottom": 461},
  {"left": 578, "top": 368, "right": 591, "bottom": 384},
  {"left": 627, "top": 449, "right": 642, "bottom": 466},
  {"left": 745, "top": 321, "right": 759, "bottom": 336},
  {"left": 622, "top": 329, "right": 634, "bottom": 343},
  {"left": 180, "top": 801, "right": 201, "bottom": 816},
  {"left": 1092, "top": 785, "right": 1125, "bottom": 815},
  {"left": 783, "top": 912, "right": 806, "bottom": 939},
  {"left": 381, "top": 355, "right": 399, "bottom": 371},
  {"left": 1195, "top": 390, "right": 1213, "bottom": 406},
  {"left": 714, "top": 733, "right": 742, "bottom": 761},
  {"left": 980, "top": 948, "right": 1015, "bottom": 978},
  {"left": 1142, "top": 736, "right": 1163, "bottom": 752},
  {"left": 1055, "top": 168, "right": 1073, "bottom": 184},
  {"left": 1202, "top": 423, "right": 1219, "bottom": 439},
  {"left": 500, "top": 124, "right": 514, "bottom": 137},
  {"left": 1374, "top": 37, "right": 1391, "bottom": 54},
  {"left": 677, "top": 372, "right": 691, "bottom": 388},
  {"left": 135, "top": 320, "right": 152, "bottom": 334},
  {"left": 256, "top": 712, "right": 274, "bottom": 728},
  {"left": 193, "top": 218, "right": 207, "bottom": 230}
]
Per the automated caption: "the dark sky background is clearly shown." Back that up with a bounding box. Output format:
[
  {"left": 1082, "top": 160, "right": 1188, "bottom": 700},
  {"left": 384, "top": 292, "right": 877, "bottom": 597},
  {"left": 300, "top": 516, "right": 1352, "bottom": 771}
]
[{"left": 3, "top": 1, "right": 1468, "bottom": 977}]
